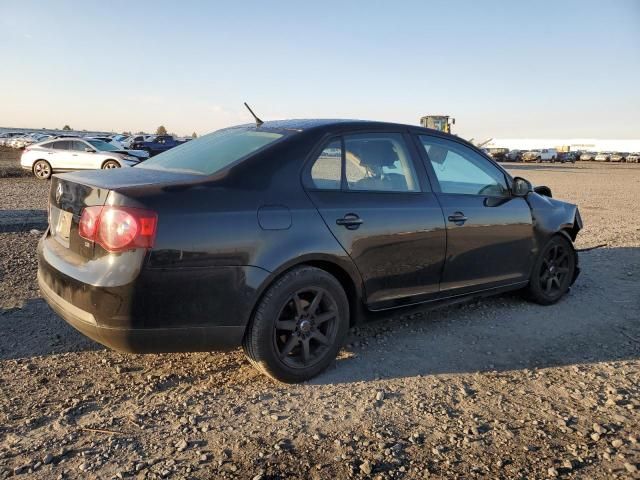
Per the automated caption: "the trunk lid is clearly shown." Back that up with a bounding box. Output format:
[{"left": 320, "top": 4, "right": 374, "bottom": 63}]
[{"left": 48, "top": 168, "right": 201, "bottom": 259}]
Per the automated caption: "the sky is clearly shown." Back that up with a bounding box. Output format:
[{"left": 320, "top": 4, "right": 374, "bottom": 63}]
[{"left": 1, "top": 0, "right": 639, "bottom": 140}]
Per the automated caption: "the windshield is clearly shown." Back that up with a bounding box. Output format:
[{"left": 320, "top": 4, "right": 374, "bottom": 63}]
[
  {"left": 87, "top": 139, "right": 119, "bottom": 151},
  {"left": 138, "top": 127, "right": 285, "bottom": 175}
]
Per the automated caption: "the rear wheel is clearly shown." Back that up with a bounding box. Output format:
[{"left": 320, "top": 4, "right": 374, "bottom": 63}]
[
  {"left": 33, "top": 160, "right": 52, "bottom": 180},
  {"left": 102, "top": 160, "right": 120, "bottom": 169},
  {"left": 243, "top": 266, "right": 349, "bottom": 383},
  {"left": 527, "top": 235, "right": 576, "bottom": 305}
]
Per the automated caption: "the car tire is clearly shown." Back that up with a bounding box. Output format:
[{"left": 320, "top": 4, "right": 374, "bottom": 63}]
[
  {"left": 32, "top": 160, "right": 52, "bottom": 180},
  {"left": 536, "top": 157, "right": 541, "bottom": 163},
  {"left": 526, "top": 235, "right": 576, "bottom": 305},
  {"left": 102, "top": 160, "right": 120, "bottom": 169},
  {"left": 243, "top": 266, "right": 349, "bottom": 383}
]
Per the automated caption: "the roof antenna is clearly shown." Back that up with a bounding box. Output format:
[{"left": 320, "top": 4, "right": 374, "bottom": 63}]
[{"left": 244, "top": 102, "right": 264, "bottom": 127}]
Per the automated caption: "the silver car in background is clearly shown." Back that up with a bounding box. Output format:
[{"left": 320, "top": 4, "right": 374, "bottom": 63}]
[{"left": 20, "top": 137, "right": 143, "bottom": 179}]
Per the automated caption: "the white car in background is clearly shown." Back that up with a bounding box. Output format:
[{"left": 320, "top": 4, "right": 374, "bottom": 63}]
[
  {"left": 21, "top": 137, "right": 142, "bottom": 180},
  {"left": 594, "top": 152, "right": 612, "bottom": 162},
  {"left": 0, "top": 132, "right": 25, "bottom": 147}
]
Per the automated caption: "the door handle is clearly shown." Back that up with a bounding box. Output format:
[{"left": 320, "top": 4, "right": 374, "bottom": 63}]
[
  {"left": 447, "top": 212, "right": 468, "bottom": 224},
  {"left": 336, "top": 213, "right": 363, "bottom": 230}
]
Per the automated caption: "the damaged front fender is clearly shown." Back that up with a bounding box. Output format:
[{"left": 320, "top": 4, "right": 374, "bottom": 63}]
[{"left": 526, "top": 192, "right": 582, "bottom": 284}]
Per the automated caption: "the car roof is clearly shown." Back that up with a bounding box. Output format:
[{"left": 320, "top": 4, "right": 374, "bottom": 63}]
[
  {"left": 234, "top": 118, "right": 474, "bottom": 147},
  {"left": 243, "top": 118, "right": 430, "bottom": 132}
]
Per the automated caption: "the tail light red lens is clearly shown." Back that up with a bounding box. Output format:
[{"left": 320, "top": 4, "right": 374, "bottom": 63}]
[{"left": 79, "top": 206, "right": 157, "bottom": 252}]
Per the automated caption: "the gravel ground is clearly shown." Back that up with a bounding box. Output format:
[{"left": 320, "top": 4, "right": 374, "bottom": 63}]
[
  {"left": 0, "top": 162, "right": 639, "bottom": 479},
  {"left": 0, "top": 177, "right": 49, "bottom": 211}
]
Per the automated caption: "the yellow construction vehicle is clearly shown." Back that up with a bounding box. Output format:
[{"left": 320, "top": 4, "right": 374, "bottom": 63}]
[{"left": 420, "top": 115, "right": 455, "bottom": 134}]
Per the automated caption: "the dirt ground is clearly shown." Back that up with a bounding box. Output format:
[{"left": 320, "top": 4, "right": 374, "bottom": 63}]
[{"left": 0, "top": 162, "right": 639, "bottom": 479}]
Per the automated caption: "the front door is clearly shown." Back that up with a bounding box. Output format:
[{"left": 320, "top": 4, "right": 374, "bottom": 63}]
[
  {"left": 415, "top": 134, "right": 534, "bottom": 294},
  {"left": 69, "top": 140, "right": 98, "bottom": 169},
  {"left": 304, "top": 132, "right": 447, "bottom": 309}
]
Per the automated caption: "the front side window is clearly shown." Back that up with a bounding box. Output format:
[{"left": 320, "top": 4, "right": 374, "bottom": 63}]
[
  {"left": 310, "top": 140, "right": 341, "bottom": 190},
  {"left": 419, "top": 136, "right": 509, "bottom": 197},
  {"left": 71, "top": 141, "right": 89, "bottom": 152},
  {"left": 344, "top": 133, "right": 419, "bottom": 192},
  {"left": 138, "top": 127, "right": 285, "bottom": 175}
]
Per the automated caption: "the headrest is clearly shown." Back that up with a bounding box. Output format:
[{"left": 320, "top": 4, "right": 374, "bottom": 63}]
[{"left": 350, "top": 140, "right": 399, "bottom": 168}]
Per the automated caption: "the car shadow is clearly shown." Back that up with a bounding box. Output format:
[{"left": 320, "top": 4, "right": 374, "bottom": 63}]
[
  {"left": 311, "top": 246, "right": 640, "bottom": 385},
  {"left": 0, "top": 298, "right": 102, "bottom": 360},
  {"left": 0, "top": 209, "right": 48, "bottom": 233},
  {"left": 2, "top": 248, "right": 638, "bottom": 384}
]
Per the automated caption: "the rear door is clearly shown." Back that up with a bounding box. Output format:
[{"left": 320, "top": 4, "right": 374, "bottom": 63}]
[
  {"left": 415, "top": 134, "right": 534, "bottom": 294},
  {"left": 49, "top": 140, "right": 75, "bottom": 169},
  {"left": 304, "top": 131, "right": 446, "bottom": 309}
]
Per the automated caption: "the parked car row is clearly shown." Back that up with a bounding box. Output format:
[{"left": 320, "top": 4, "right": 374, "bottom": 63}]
[
  {"left": 482, "top": 146, "right": 640, "bottom": 164},
  {"left": 2, "top": 131, "right": 192, "bottom": 157},
  {"left": 0, "top": 131, "right": 54, "bottom": 148}
]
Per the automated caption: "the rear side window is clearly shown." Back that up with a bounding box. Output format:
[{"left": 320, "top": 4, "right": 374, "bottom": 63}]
[
  {"left": 52, "top": 141, "right": 71, "bottom": 150},
  {"left": 310, "top": 140, "right": 341, "bottom": 190},
  {"left": 344, "top": 133, "right": 419, "bottom": 192},
  {"left": 40, "top": 142, "right": 56, "bottom": 149}
]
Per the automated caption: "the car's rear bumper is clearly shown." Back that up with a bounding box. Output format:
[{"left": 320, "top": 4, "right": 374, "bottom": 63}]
[
  {"left": 38, "top": 271, "right": 244, "bottom": 352},
  {"left": 38, "top": 236, "right": 269, "bottom": 353}
]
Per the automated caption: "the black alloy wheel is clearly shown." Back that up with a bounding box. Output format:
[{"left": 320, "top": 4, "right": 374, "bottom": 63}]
[
  {"left": 273, "top": 287, "right": 339, "bottom": 369},
  {"left": 527, "top": 235, "right": 576, "bottom": 305},
  {"left": 243, "top": 266, "right": 349, "bottom": 383}
]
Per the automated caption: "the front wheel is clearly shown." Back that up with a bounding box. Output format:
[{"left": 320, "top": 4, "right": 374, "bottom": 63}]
[
  {"left": 33, "top": 160, "right": 52, "bottom": 180},
  {"left": 526, "top": 235, "right": 576, "bottom": 305},
  {"left": 243, "top": 266, "right": 349, "bottom": 383},
  {"left": 102, "top": 160, "right": 120, "bottom": 169}
]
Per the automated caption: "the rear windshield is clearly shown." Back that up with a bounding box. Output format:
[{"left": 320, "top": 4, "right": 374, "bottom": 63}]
[{"left": 137, "top": 127, "right": 284, "bottom": 175}]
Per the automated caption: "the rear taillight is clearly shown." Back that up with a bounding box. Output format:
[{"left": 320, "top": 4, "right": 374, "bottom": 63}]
[{"left": 79, "top": 206, "right": 157, "bottom": 252}]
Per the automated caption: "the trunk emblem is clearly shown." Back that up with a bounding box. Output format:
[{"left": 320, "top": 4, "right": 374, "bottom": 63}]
[{"left": 55, "top": 183, "right": 63, "bottom": 203}]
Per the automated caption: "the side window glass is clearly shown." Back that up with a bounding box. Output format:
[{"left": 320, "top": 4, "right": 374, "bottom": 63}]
[
  {"left": 52, "top": 141, "right": 70, "bottom": 150},
  {"left": 72, "top": 141, "right": 88, "bottom": 151},
  {"left": 310, "top": 140, "right": 341, "bottom": 190},
  {"left": 419, "top": 136, "right": 509, "bottom": 197},
  {"left": 344, "top": 133, "right": 420, "bottom": 192}
]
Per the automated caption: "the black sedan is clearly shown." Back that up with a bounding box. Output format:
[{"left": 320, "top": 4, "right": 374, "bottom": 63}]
[{"left": 38, "top": 119, "right": 582, "bottom": 382}]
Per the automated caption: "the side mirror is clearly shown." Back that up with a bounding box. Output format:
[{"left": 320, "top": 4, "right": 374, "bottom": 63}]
[{"left": 512, "top": 177, "right": 532, "bottom": 197}]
